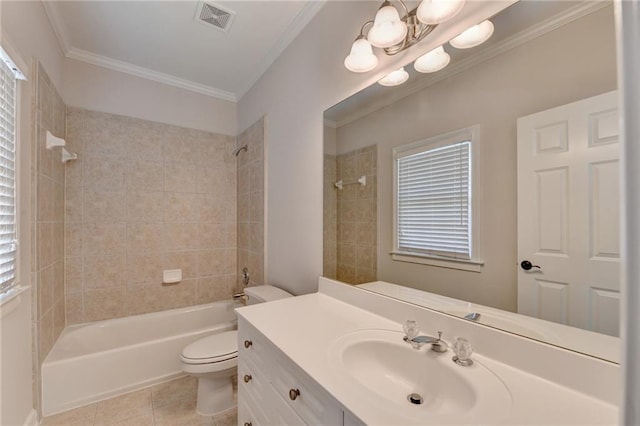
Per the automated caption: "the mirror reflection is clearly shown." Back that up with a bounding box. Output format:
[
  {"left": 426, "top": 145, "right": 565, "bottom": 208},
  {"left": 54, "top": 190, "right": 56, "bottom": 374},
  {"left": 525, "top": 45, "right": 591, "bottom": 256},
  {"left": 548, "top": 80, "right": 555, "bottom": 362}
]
[{"left": 323, "top": 1, "right": 619, "bottom": 361}]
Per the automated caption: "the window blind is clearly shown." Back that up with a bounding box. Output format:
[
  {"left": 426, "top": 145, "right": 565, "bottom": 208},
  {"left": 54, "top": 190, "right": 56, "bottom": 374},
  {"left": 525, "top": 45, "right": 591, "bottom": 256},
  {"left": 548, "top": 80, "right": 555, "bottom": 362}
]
[
  {"left": 397, "top": 140, "right": 471, "bottom": 259},
  {"left": 0, "top": 56, "right": 17, "bottom": 294}
]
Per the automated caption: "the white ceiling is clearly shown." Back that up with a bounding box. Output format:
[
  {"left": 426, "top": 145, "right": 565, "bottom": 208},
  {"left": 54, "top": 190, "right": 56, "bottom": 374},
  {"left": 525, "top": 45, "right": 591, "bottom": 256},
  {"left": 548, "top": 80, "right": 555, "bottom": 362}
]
[{"left": 44, "top": 1, "right": 324, "bottom": 102}]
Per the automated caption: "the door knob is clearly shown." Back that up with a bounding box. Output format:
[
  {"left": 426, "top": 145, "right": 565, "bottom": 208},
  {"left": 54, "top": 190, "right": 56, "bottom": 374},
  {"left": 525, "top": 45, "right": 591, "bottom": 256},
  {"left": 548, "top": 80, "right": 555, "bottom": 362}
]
[{"left": 520, "top": 260, "right": 541, "bottom": 271}]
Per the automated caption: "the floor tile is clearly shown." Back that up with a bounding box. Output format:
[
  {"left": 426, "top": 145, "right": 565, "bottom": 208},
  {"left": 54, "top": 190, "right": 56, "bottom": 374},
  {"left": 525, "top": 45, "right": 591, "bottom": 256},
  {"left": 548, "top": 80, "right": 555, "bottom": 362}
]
[
  {"left": 94, "top": 389, "right": 152, "bottom": 426},
  {"left": 151, "top": 376, "right": 197, "bottom": 409},
  {"left": 41, "top": 403, "right": 97, "bottom": 426}
]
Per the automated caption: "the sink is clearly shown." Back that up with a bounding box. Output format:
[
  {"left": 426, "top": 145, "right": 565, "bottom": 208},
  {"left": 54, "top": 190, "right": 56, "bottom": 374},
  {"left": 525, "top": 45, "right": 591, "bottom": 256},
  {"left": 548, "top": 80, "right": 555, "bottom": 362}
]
[{"left": 328, "top": 329, "right": 512, "bottom": 424}]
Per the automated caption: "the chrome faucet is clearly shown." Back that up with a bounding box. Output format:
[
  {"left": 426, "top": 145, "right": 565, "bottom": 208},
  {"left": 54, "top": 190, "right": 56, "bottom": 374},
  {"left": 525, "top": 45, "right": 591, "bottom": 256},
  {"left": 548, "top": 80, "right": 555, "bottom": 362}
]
[{"left": 403, "top": 320, "right": 448, "bottom": 352}]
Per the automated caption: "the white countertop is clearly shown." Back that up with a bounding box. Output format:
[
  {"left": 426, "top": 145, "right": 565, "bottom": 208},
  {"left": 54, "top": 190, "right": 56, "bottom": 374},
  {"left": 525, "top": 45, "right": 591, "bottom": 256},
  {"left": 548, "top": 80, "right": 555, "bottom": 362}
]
[{"left": 237, "top": 292, "right": 618, "bottom": 425}]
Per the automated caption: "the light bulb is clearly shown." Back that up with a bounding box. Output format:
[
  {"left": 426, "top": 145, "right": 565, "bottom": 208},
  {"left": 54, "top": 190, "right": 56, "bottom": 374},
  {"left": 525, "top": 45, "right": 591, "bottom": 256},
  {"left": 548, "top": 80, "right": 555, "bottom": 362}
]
[
  {"left": 449, "top": 20, "right": 494, "bottom": 49},
  {"left": 367, "top": 3, "right": 408, "bottom": 48},
  {"left": 378, "top": 67, "right": 409, "bottom": 86},
  {"left": 344, "top": 37, "right": 379, "bottom": 73},
  {"left": 417, "top": 0, "right": 465, "bottom": 25},
  {"left": 414, "top": 46, "right": 450, "bottom": 73}
]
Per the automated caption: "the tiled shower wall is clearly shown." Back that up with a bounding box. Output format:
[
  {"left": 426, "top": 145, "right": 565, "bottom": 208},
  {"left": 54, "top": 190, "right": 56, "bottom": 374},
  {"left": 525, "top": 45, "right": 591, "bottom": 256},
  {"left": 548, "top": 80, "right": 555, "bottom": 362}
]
[
  {"left": 31, "top": 62, "right": 67, "bottom": 415},
  {"left": 236, "top": 117, "right": 264, "bottom": 286},
  {"left": 335, "top": 145, "right": 377, "bottom": 284},
  {"left": 64, "top": 108, "right": 238, "bottom": 323},
  {"left": 323, "top": 155, "right": 337, "bottom": 279}
]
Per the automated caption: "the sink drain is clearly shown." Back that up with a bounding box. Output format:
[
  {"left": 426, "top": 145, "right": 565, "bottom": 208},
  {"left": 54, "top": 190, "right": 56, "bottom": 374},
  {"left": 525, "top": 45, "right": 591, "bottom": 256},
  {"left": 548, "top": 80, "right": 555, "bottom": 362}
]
[{"left": 407, "top": 393, "right": 423, "bottom": 405}]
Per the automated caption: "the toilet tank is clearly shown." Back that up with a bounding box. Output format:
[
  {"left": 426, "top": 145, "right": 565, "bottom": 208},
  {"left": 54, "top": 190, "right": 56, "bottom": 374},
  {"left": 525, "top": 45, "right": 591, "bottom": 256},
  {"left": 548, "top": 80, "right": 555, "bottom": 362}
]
[{"left": 244, "top": 285, "right": 293, "bottom": 305}]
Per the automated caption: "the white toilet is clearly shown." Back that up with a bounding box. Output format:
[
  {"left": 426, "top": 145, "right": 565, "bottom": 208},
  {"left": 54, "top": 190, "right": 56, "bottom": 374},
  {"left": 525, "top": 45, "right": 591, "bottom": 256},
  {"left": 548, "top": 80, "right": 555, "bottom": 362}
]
[{"left": 180, "top": 285, "right": 293, "bottom": 415}]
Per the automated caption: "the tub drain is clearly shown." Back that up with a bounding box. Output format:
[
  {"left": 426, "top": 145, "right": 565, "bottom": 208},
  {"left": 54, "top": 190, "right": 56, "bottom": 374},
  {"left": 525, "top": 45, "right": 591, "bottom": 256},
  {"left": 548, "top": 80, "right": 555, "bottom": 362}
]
[{"left": 407, "top": 393, "right": 423, "bottom": 405}]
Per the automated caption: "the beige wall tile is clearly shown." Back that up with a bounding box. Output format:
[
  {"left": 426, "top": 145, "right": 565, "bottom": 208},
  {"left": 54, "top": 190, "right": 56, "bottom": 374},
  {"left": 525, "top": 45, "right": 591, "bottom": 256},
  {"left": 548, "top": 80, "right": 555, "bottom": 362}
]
[
  {"left": 164, "top": 163, "right": 196, "bottom": 193},
  {"left": 126, "top": 190, "right": 164, "bottom": 223},
  {"left": 65, "top": 223, "right": 83, "bottom": 257},
  {"left": 37, "top": 174, "right": 53, "bottom": 222},
  {"left": 84, "top": 255, "right": 126, "bottom": 288},
  {"left": 84, "top": 190, "right": 126, "bottom": 222},
  {"left": 83, "top": 222, "right": 126, "bottom": 256},
  {"left": 195, "top": 275, "right": 229, "bottom": 304},
  {"left": 126, "top": 223, "right": 164, "bottom": 253},
  {"left": 196, "top": 249, "right": 226, "bottom": 277},
  {"left": 65, "top": 109, "right": 238, "bottom": 324},
  {"left": 126, "top": 253, "right": 164, "bottom": 285},
  {"left": 84, "top": 287, "right": 127, "bottom": 321},
  {"left": 127, "top": 160, "right": 164, "bottom": 191},
  {"left": 163, "top": 251, "right": 198, "bottom": 280},
  {"left": 198, "top": 223, "right": 226, "bottom": 249},
  {"left": 39, "top": 266, "right": 54, "bottom": 318},
  {"left": 164, "top": 192, "right": 198, "bottom": 222},
  {"left": 196, "top": 194, "right": 225, "bottom": 223},
  {"left": 84, "top": 156, "right": 126, "bottom": 191}
]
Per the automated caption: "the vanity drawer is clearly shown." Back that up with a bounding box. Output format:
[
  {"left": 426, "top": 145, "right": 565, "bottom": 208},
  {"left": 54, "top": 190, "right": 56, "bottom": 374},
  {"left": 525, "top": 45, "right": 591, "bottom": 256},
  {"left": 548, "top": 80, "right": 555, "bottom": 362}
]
[
  {"left": 238, "top": 319, "right": 270, "bottom": 370},
  {"left": 269, "top": 350, "right": 341, "bottom": 425},
  {"left": 239, "top": 356, "right": 306, "bottom": 425}
]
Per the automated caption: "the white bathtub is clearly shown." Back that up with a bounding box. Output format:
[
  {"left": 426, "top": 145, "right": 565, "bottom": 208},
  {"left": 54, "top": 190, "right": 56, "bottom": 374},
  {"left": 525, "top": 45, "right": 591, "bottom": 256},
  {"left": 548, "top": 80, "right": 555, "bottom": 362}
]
[{"left": 41, "top": 300, "right": 240, "bottom": 416}]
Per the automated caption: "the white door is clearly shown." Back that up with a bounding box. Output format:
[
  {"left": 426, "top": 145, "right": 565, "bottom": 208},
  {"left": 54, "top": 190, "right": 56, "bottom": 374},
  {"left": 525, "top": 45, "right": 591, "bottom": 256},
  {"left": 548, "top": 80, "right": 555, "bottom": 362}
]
[{"left": 517, "top": 91, "right": 620, "bottom": 336}]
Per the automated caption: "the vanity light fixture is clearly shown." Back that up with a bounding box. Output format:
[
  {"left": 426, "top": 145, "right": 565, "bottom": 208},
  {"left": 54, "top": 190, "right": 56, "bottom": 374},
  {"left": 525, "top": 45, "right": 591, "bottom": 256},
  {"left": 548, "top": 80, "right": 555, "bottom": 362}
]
[
  {"left": 378, "top": 67, "right": 409, "bottom": 86},
  {"left": 449, "top": 20, "right": 494, "bottom": 49},
  {"left": 414, "top": 45, "right": 450, "bottom": 73},
  {"left": 344, "top": 0, "right": 465, "bottom": 74}
]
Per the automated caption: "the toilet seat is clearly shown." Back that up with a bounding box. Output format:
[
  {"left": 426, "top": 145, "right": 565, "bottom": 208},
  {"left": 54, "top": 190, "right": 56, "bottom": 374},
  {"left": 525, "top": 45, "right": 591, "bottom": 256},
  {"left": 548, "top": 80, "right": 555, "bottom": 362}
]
[{"left": 181, "top": 330, "right": 238, "bottom": 365}]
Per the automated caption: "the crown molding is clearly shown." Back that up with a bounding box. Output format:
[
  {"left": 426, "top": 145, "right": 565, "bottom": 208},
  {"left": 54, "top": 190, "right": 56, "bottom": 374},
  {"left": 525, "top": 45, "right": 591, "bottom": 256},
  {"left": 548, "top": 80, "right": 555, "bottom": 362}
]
[
  {"left": 334, "top": 0, "right": 610, "bottom": 128},
  {"left": 66, "top": 48, "right": 237, "bottom": 102},
  {"left": 42, "top": 1, "right": 71, "bottom": 55},
  {"left": 41, "top": 0, "right": 324, "bottom": 103},
  {"left": 236, "top": 1, "right": 326, "bottom": 100}
]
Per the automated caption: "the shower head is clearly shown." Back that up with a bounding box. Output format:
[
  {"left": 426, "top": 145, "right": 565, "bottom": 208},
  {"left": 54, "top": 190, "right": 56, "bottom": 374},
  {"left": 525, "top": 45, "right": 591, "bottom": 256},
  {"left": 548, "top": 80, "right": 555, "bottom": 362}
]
[{"left": 233, "top": 145, "right": 248, "bottom": 156}]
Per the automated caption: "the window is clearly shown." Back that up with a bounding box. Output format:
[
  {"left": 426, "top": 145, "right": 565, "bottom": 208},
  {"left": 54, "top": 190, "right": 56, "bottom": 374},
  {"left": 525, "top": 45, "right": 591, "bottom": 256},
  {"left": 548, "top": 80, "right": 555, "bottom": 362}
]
[
  {"left": 0, "top": 47, "right": 25, "bottom": 299},
  {"left": 392, "top": 126, "right": 482, "bottom": 272}
]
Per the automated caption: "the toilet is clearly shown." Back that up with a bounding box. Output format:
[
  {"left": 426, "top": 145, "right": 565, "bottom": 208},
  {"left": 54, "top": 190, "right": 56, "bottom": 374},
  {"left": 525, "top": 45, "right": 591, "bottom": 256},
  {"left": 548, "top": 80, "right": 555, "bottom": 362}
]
[{"left": 180, "top": 285, "right": 293, "bottom": 415}]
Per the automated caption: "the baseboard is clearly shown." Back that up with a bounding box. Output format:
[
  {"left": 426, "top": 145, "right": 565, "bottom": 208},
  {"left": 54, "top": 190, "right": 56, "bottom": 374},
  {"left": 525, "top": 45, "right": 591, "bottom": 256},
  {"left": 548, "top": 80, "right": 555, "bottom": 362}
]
[{"left": 23, "top": 409, "right": 38, "bottom": 426}]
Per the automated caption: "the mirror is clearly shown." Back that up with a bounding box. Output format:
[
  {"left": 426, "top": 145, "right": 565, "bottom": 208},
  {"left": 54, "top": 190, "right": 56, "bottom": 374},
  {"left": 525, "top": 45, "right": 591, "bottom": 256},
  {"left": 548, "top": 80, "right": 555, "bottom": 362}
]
[{"left": 323, "top": 1, "right": 619, "bottom": 362}]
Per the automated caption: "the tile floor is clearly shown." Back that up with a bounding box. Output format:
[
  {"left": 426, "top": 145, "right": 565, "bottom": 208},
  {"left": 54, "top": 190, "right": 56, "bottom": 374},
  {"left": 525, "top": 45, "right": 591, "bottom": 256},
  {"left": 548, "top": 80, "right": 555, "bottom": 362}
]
[{"left": 41, "top": 376, "right": 237, "bottom": 426}]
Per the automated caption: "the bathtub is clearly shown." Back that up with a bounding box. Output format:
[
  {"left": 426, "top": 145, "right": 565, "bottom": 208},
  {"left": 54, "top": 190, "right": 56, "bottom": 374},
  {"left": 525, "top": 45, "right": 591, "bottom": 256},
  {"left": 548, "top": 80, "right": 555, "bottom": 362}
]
[{"left": 41, "top": 300, "right": 240, "bottom": 416}]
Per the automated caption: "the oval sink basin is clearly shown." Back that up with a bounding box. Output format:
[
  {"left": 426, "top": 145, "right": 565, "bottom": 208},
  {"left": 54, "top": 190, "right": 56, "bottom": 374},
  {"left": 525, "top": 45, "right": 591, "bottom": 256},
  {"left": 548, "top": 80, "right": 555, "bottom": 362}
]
[{"left": 328, "top": 329, "right": 512, "bottom": 424}]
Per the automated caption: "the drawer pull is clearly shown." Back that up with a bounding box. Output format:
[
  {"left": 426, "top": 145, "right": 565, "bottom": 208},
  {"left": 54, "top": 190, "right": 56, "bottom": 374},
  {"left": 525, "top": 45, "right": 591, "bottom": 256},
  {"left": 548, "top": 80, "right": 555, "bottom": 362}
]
[
  {"left": 244, "top": 423, "right": 252, "bottom": 426},
  {"left": 244, "top": 340, "right": 252, "bottom": 348},
  {"left": 289, "top": 388, "right": 300, "bottom": 400},
  {"left": 243, "top": 374, "right": 252, "bottom": 383}
]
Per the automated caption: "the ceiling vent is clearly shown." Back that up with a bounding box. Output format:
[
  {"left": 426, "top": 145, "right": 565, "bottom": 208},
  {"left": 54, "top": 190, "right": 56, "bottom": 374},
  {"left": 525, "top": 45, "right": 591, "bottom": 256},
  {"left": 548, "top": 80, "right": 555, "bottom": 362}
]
[{"left": 195, "top": 1, "right": 236, "bottom": 33}]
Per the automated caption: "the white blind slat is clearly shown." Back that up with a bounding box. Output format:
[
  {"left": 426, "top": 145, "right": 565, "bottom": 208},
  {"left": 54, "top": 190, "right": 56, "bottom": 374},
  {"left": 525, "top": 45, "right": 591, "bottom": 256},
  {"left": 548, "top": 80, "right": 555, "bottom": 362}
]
[
  {"left": 0, "top": 51, "right": 17, "bottom": 294},
  {"left": 397, "top": 140, "right": 471, "bottom": 260}
]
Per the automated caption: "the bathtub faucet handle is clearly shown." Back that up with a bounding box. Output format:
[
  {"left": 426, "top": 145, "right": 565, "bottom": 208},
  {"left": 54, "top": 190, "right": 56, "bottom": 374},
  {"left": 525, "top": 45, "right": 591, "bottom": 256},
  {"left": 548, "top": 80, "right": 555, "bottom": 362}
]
[{"left": 233, "top": 292, "right": 248, "bottom": 305}]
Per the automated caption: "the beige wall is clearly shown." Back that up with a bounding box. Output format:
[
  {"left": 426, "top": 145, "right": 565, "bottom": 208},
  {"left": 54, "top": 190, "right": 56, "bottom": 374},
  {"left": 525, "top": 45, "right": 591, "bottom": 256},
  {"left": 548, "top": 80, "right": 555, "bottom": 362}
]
[
  {"left": 64, "top": 108, "right": 238, "bottom": 323},
  {"left": 236, "top": 117, "right": 265, "bottom": 287},
  {"left": 238, "top": 0, "right": 507, "bottom": 295},
  {"left": 63, "top": 59, "right": 237, "bottom": 136},
  {"left": 1, "top": 1, "right": 66, "bottom": 422},
  {"left": 334, "top": 6, "right": 617, "bottom": 311}
]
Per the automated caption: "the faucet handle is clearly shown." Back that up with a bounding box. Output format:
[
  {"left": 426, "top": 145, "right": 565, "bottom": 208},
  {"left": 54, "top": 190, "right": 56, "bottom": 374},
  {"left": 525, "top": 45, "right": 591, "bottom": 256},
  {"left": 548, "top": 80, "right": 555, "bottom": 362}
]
[
  {"left": 452, "top": 337, "right": 474, "bottom": 366},
  {"left": 431, "top": 331, "right": 448, "bottom": 353},
  {"left": 403, "top": 320, "right": 419, "bottom": 341}
]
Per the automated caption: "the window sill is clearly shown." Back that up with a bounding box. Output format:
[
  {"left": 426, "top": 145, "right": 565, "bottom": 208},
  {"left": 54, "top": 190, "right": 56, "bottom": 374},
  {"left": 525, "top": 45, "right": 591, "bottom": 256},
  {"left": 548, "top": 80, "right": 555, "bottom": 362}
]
[
  {"left": 0, "top": 285, "right": 29, "bottom": 316},
  {"left": 390, "top": 251, "right": 484, "bottom": 272}
]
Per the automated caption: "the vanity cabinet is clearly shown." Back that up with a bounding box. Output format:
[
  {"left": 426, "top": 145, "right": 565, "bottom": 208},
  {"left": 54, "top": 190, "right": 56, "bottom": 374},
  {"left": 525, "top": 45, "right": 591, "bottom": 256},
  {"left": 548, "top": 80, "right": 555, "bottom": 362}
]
[{"left": 238, "top": 317, "right": 354, "bottom": 426}]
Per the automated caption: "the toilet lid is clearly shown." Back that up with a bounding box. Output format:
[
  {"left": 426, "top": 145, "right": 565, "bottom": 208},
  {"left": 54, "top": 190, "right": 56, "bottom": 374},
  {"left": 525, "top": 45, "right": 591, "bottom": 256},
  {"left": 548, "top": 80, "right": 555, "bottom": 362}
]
[{"left": 182, "top": 330, "right": 238, "bottom": 363}]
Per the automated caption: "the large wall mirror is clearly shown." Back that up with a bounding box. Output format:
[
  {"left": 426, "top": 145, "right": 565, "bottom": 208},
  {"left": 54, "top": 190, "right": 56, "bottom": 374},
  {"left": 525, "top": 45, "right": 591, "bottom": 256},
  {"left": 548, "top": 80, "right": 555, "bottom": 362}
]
[{"left": 323, "top": 1, "right": 619, "bottom": 362}]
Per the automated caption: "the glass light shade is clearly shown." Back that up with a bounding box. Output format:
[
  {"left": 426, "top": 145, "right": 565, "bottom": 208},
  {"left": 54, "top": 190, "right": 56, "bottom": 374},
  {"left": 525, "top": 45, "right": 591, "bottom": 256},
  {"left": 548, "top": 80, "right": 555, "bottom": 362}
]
[
  {"left": 378, "top": 67, "right": 409, "bottom": 86},
  {"left": 416, "top": 0, "right": 465, "bottom": 25},
  {"left": 449, "top": 20, "right": 494, "bottom": 49},
  {"left": 367, "top": 4, "right": 408, "bottom": 48},
  {"left": 414, "top": 46, "right": 450, "bottom": 73},
  {"left": 344, "top": 38, "right": 379, "bottom": 73}
]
